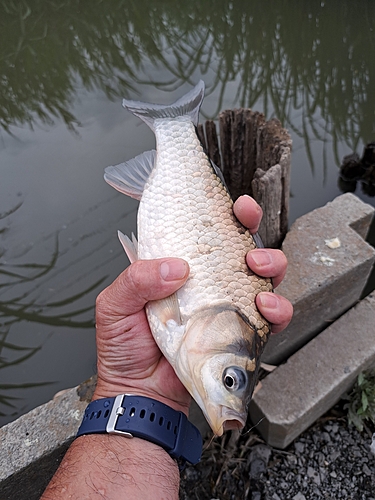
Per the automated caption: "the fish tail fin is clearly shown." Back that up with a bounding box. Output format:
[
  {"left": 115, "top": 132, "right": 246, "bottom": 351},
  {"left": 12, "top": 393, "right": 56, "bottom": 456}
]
[{"left": 122, "top": 80, "right": 205, "bottom": 131}]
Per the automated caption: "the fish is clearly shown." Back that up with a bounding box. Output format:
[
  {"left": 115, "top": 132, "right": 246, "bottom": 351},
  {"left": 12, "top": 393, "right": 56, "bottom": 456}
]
[{"left": 104, "top": 81, "right": 273, "bottom": 436}]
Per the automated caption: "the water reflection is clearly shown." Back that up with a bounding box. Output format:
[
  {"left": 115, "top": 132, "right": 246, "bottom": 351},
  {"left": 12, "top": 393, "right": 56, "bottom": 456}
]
[
  {"left": 0, "top": 329, "right": 50, "bottom": 418},
  {"left": 0, "top": 202, "right": 108, "bottom": 418},
  {"left": 1, "top": 0, "right": 375, "bottom": 425},
  {"left": 1, "top": 0, "right": 374, "bottom": 174}
]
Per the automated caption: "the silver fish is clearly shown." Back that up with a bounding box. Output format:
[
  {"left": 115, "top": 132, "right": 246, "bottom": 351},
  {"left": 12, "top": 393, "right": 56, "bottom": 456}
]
[{"left": 104, "top": 81, "right": 272, "bottom": 436}]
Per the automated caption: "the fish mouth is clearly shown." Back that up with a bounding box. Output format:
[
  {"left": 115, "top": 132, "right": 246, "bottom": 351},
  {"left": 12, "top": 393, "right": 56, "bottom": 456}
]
[
  {"left": 205, "top": 407, "right": 246, "bottom": 436},
  {"left": 222, "top": 419, "right": 245, "bottom": 432}
]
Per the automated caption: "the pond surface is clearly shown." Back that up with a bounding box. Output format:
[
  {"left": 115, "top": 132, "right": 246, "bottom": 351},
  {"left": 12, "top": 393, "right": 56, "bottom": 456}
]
[{"left": 1, "top": 0, "right": 375, "bottom": 426}]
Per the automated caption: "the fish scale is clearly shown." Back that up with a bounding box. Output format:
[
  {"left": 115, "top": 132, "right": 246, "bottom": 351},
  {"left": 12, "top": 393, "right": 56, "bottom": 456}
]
[
  {"left": 138, "top": 117, "right": 270, "bottom": 335},
  {"left": 104, "top": 81, "right": 273, "bottom": 436}
]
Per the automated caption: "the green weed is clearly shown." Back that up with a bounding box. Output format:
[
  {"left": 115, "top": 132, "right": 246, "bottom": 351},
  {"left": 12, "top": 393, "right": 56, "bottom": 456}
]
[{"left": 344, "top": 370, "right": 375, "bottom": 432}]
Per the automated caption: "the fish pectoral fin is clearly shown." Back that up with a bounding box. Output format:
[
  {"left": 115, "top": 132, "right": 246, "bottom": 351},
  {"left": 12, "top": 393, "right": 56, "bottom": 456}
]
[
  {"left": 104, "top": 150, "right": 156, "bottom": 200},
  {"left": 150, "top": 293, "right": 184, "bottom": 331},
  {"left": 118, "top": 231, "right": 138, "bottom": 263}
]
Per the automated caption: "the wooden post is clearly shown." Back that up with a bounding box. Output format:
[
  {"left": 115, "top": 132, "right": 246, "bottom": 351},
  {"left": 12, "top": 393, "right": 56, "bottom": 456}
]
[{"left": 200, "top": 109, "right": 292, "bottom": 248}]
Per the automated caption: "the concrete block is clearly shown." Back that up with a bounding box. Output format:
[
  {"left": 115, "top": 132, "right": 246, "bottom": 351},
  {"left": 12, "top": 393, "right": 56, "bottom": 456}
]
[
  {"left": 264, "top": 193, "right": 375, "bottom": 364},
  {"left": 0, "top": 378, "right": 94, "bottom": 500},
  {"left": 250, "top": 292, "right": 375, "bottom": 449}
]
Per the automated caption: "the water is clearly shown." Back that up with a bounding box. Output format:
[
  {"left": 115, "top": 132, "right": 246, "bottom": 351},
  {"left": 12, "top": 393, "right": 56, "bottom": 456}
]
[{"left": 1, "top": 0, "right": 374, "bottom": 426}]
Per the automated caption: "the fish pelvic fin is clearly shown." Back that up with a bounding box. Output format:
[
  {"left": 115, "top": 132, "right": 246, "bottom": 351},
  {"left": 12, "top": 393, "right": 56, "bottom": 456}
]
[
  {"left": 104, "top": 150, "right": 156, "bottom": 200},
  {"left": 118, "top": 231, "right": 138, "bottom": 263},
  {"left": 122, "top": 80, "right": 205, "bottom": 131}
]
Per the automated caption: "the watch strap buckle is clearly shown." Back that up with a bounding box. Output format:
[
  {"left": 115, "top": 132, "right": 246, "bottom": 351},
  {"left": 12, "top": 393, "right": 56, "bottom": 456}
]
[{"left": 106, "top": 394, "right": 133, "bottom": 438}]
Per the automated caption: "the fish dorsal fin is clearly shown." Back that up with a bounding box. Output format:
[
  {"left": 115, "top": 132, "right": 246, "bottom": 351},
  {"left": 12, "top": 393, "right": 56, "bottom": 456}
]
[
  {"left": 122, "top": 81, "right": 205, "bottom": 131},
  {"left": 209, "top": 159, "right": 231, "bottom": 195},
  {"left": 118, "top": 231, "right": 138, "bottom": 263},
  {"left": 104, "top": 150, "right": 156, "bottom": 200},
  {"left": 252, "top": 232, "right": 265, "bottom": 249}
]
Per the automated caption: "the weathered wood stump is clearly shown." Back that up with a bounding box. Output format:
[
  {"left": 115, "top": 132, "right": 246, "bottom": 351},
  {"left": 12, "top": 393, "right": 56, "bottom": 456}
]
[{"left": 197, "top": 109, "right": 292, "bottom": 248}]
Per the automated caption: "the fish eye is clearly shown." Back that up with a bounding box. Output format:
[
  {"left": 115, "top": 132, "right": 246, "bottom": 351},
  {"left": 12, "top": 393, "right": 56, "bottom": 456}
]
[{"left": 223, "top": 367, "right": 247, "bottom": 393}]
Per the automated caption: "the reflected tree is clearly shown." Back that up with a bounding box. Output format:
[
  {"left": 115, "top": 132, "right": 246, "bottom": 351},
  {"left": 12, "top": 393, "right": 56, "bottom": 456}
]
[
  {"left": 0, "top": 328, "right": 50, "bottom": 417},
  {"left": 0, "top": 203, "right": 104, "bottom": 418},
  {"left": 0, "top": 0, "right": 374, "bottom": 162}
]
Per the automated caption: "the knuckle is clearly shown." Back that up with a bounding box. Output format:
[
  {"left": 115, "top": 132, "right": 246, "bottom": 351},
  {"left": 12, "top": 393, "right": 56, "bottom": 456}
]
[{"left": 95, "top": 286, "right": 109, "bottom": 312}]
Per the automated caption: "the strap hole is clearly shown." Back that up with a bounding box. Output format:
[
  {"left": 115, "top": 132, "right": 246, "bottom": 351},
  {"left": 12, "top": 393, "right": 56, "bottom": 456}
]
[
  {"left": 104, "top": 409, "right": 109, "bottom": 418},
  {"left": 129, "top": 408, "right": 136, "bottom": 417},
  {"left": 150, "top": 412, "right": 155, "bottom": 422},
  {"left": 140, "top": 409, "right": 146, "bottom": 419},
  {"left": 96, "top": 410, "right": 101, "bottom": 418},
  {"left": 159, "top": 417, "right": 164, "bottom": 426},
  {"left": 167, "top": 421, "right": 171, "bottom": 430}
]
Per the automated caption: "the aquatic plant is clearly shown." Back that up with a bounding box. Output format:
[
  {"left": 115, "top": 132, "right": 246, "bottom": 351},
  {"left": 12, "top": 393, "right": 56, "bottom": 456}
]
[{"left": 344, "top": 370, "right": 375, "bottom": 433}]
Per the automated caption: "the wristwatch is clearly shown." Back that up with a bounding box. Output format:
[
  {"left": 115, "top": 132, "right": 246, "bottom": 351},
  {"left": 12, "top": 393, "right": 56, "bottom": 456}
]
[{"left": 77, "top": 394, "right": 202, "bottom": 467}]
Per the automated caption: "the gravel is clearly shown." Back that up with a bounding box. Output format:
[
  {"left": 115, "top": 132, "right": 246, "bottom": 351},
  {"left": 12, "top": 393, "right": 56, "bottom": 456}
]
[
  {"left": 180, "top": 409, "right": 375, "bottom": 500},
  {"left": 263, "top": 420, "right": 375, "bottom": 500}
]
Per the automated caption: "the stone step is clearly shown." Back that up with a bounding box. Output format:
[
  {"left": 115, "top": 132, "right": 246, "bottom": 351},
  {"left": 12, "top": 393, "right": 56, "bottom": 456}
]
[
  {"left": 0, "top": 382, "right": 92, "bottom": 499},
  {"left": 250, "top": 292, "right": 375, "bottom": 449},
  {"left": 264, "top": 192, "right": 375, "bottom": 364}
]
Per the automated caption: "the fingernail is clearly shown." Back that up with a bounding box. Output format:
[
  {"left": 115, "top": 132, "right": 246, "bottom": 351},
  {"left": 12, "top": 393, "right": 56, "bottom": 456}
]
[
  {"left": 160, "top": 259, "right": 188, "bottom": 281},
  {"left": 250, "top": 249, "right": 272, "bottom": 267},
  {"left": 243, "top": 194, "right": 263, "bottom": 214},
  {"left": 258, "top": 293, "right": 279, "bottom": 310}
]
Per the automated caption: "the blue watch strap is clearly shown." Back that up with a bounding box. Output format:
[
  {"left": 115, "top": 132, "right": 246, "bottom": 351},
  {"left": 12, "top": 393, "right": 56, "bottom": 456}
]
[{"left": 77, "top": 395, "right": 202, "bottom": 465}]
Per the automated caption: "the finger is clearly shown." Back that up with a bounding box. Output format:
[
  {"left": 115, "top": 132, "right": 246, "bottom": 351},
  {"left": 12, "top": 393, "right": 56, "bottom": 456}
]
[
  {"left": 96, "top": 258, "right": 189, "bottom": 321},
  {"left": 256, "top": 292, "right": 293, "bottom": 334},
  {"left": 246, "top": 249, "right": 287, "bottom": 288},
  {"left": 233, "top": 195, "right": 263, "bottom": 233}
]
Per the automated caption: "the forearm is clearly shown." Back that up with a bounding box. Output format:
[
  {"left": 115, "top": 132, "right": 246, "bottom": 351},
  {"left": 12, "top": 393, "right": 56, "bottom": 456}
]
[{"left": 41, "top": 433, "right": 180, "bottom": 500}]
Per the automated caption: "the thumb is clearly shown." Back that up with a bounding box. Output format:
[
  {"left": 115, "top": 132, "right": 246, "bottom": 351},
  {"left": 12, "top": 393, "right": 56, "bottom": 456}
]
[{"left": 96, "top": 258, "right": 189, "bottom": 324}]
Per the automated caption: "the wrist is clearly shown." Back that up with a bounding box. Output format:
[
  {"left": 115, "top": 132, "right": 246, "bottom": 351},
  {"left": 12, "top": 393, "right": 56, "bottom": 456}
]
[
  {"left": 77, "top": 394, "right": 202, "bottom": 468},
  {"left": 43, "top": 433, "right": 180, "bottom": 499},
  {"left": 93, "top": 378, "right": 191, "bottom": 416}
]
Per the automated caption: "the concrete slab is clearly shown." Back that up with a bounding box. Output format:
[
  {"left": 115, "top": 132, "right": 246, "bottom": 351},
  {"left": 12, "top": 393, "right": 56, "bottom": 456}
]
[
  {"left": 264, "top": 193, "right": 375, "bottom": 364},
  {"left": 0, "top": 378, "right": 94, "bottom": 500},
  {"left": 250, "top": 292, "right": 375, "bottom": 449}
]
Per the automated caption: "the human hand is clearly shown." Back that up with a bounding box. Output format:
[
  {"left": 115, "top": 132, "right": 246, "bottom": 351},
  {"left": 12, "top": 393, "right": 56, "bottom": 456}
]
[
  {"left": 233, "top": 195, "right": 293, "bottom": 334},
  {"left": 94, "top": 257, "right": 192, "bottom": 413},
  {"left": 93, "top": 195, "right": 292, "bottom": 413}
]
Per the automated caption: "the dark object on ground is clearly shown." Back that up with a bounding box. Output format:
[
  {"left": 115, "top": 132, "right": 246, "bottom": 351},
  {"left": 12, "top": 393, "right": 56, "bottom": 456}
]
[{"left": 340, "top": 142, "right": 375, "bottom": 197}]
